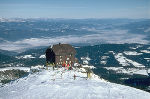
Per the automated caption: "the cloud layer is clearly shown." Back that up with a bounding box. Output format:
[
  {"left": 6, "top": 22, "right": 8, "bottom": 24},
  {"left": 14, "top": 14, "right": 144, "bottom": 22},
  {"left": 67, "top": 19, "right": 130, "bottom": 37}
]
[{"left": 0, "top": 29, "right": 149, "bottom": 51}]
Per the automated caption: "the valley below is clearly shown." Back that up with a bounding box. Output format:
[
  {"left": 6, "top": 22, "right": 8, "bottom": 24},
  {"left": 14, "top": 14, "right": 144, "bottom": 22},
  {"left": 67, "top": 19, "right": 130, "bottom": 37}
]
[{"left": 0, "top": 43, "right": 150, "bottom": 93}]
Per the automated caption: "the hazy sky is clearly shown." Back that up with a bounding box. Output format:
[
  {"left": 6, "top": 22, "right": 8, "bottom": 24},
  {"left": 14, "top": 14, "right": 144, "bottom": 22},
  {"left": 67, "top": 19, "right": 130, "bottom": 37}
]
[{"left": 0, "top": 0, "right": 150, "bottom": 19}]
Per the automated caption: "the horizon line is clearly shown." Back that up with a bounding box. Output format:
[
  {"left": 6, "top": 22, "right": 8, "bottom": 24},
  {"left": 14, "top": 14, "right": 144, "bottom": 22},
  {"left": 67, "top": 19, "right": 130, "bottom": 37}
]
[{"left": 0, "top": 17, "right": 150, "bottom": 20}]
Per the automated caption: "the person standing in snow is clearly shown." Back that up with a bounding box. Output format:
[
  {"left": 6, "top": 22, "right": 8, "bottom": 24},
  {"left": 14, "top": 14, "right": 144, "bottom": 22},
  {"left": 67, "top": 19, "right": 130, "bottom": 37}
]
[
  {"left": 61, "top": 73, "right": 63, "bottom": 79},
  {"left": 74, "top": 74, "right": 76, "bottom": 80}
]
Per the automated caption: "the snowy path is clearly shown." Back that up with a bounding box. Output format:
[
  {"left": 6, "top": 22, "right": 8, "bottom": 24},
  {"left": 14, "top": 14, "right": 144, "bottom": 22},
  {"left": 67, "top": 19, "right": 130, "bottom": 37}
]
[{"left": 0, "top": 67, "right": 150, "bottom": 99}]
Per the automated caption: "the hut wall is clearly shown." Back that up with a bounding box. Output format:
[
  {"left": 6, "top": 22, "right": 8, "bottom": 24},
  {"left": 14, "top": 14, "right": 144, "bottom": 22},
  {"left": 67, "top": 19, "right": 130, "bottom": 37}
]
[{"left": 46, "top": 44, "right": 77, "bottom": 66}]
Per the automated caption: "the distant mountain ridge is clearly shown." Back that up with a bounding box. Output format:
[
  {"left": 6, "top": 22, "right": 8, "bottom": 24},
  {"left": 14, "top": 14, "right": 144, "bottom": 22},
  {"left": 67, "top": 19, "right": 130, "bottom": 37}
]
[{"left": 0, "top": 18, "right": 150, "bottom": 51}]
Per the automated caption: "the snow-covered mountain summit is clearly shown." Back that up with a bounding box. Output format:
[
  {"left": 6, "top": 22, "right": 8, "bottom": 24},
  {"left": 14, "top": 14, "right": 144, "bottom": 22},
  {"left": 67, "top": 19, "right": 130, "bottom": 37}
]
[{"left": 0, "top": 67, "right": 150, "bottom": 99}]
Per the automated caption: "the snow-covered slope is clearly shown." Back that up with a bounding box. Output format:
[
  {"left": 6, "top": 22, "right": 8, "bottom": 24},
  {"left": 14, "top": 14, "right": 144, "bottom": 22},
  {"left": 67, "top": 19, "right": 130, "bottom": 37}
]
[
  {"left": 16, "top": 55, "right": 35, "bottom": 59},
  {"left": 104, "top": 67, "right": 148, "bottom": 76},
  {"left": 0, "top": 67, "right": 150, "bottom": 99},
  {"left": 114, "top": 53, "right": 145, "bottom": 67}
]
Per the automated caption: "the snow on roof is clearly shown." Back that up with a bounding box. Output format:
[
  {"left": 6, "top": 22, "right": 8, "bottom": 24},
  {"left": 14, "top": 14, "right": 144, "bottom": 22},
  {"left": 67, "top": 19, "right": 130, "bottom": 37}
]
[{"left": 0, "top": 67, "right": 150, "bottom": 99}]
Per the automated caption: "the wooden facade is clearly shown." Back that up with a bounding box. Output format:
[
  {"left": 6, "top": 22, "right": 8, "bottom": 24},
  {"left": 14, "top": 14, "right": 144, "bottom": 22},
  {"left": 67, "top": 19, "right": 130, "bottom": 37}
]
[{"left": 46, "top": 43, "right": 77, "bottom": 67}]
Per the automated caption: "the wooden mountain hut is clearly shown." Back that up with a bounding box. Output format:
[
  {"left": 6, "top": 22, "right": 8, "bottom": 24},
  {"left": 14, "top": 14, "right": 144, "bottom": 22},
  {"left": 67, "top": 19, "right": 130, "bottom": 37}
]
[{"left": 46, "top": 43, "right": 77, "bottom": 67}]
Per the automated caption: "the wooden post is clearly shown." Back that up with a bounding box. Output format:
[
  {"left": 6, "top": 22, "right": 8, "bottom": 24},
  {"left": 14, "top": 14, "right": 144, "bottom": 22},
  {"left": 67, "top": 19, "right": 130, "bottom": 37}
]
[
  {"left": 46, "top": 62, "right": 48, "bottom": 70},
  {"left": 53, "top": 65, "right": 54, "bottom": 71},
  {"left": 87, "top": 68, "right": 91, "bottom": 79},
  {"left": 74, "top": 74, "right": 76, "bottom": 80}
]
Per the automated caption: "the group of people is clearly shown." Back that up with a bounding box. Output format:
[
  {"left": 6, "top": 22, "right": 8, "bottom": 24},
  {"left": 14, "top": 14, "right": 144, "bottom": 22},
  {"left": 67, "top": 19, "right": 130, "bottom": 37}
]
[{"left": 62, "top": 63, "right": 72, "bottom": 70}]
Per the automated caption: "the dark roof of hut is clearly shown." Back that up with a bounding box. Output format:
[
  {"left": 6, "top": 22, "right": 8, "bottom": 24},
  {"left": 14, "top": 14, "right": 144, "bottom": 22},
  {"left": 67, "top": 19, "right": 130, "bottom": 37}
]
[{"left": 50, "top": 44, "right": 76, "bottom": 55}]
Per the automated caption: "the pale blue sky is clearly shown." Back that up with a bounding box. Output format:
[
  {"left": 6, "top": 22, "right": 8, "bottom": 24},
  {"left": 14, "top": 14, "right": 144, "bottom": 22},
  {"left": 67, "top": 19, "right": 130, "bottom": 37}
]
[{"left": 0, "top": 0, "right": 150, "bottom": 19}]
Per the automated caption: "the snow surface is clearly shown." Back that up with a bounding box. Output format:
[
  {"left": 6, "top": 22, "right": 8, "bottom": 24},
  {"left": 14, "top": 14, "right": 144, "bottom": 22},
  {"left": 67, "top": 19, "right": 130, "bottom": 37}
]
[
  {"left": 144, "top": 27, "right": 150, "bottom": 33},
  {"left": 104, "top": 67, "right": 148, "bottom": 76},
  {"left": 39, "top": 55, "right": 46, "bottom": 58},
  {"left": 129, "top": 45, "right": 143, "bottom": 50},
  {"left": 100, "top": 61, "right": 107, "bottom": 65},
  {"left": 100, "top": 56, "right": 109, "bottom": 65},
  {"left": 114, "top": 53, "right": 145, "bottom": 67},
  {"left": 0, "top": 67, "right": 30, "bottom": 72},
  {"left": 81, "top": 64, "right": 96, "bottom": 69},
  {"left": 101, "top": 56, "right": 109, "bottom": 60},
  {"left": 144, "top": 58, "right": 150, "bottom": 62},
  {"left": 141, "top": 50, "right": 150, "bottom": 54},
  {"left": 129, "top": 47, "right": 137, "bottom": 50},
  {"left": 0, "top": 67, "right": 150, "bottom": 99},
  {"left": 31, "top": 65, "right": 45, "bottom": 70},
  {"left": 16, "top": 55, "right": 35, "bottom": 59},
  {"left": 81, "top": 57, "right": 91, "bottom": 61},
  {"left": 123, "top": 51, "right": 142, "bottom": 55},
  {"left": 2, "top": 63, "right": 24, "bottom": 67}
]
